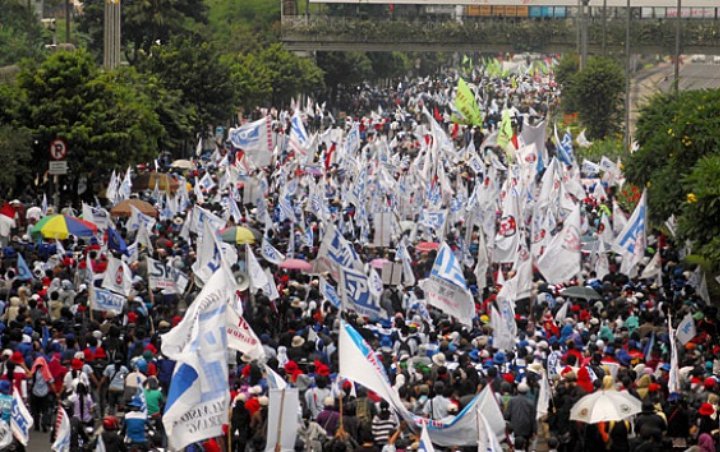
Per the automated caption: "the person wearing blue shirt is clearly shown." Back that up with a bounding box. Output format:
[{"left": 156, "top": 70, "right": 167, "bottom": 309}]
[
  {"left": 0, "top": 381, "right": 13, "bottom": 422},
  {"left": 123, "top": 398, "right": 147, "bottom": 447}
]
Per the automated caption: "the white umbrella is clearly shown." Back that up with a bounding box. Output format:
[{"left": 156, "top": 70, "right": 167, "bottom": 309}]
[
  {"left": 170, "top": 159, "right": 195, "bottom": 169},
  {"left": 570, "top": 390, "right": 641, "bottom": 424}
]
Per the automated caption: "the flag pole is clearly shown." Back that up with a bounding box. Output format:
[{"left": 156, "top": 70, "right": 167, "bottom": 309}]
[
  {"left": 227, "top": 405, "right": 232, "bottom": 452},
  {"left": 274, "top": 389, "right": 286, "bottom": 452}
]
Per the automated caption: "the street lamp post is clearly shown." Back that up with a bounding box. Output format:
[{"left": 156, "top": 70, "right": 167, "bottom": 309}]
[
  {"left": 580, "top": 0, "right": 590, "bottom": 71},
  {"left": 624, "top": 0, "right": 631, "bottom": 151},
  {"left": 602, "top": 0, "right": 607, "bottom": 56},
  {"left": 674, "top": 0, "right": 682, "bottom": 95}
]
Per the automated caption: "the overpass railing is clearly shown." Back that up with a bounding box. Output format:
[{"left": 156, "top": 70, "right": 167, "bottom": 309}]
[{"left": 281, "top": 15, "right": 720, "bottom": 52}]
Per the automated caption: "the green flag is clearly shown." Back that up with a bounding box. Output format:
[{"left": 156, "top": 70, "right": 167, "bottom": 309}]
[
  {"left": 454, "top": 78, "right": 483, "bottom": 126},
  {"left": 497, "top": 109, "right": 513, "bottom": 149}
]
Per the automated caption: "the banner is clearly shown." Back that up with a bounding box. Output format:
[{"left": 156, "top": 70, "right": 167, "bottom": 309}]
[
  {"left": 420, "top": 243, "right": 474, "bottom": 326},
  {"left": 147, "top": 257, "right": 189, "bottom": 294},
  {"left": 265, "top": 388, "right": 300, "bottom": 452},
  {"left": 91, "top": 288, "right": 126, "bottom": 314},
  {"left": 339, "top": 266, "right": 381, "bottom": 319}
]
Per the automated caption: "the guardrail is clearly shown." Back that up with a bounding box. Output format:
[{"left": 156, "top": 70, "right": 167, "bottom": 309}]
[{"left": 281, "top": 15, "right": 720, "bottom": 53}]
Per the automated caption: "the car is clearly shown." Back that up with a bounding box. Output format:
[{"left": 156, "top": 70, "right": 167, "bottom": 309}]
[
  {"left": 691, "top": 54, "right": 707, "bottom": 63},
  {"left": 714, "top": 56, "right": 720, "bottom": 64}
]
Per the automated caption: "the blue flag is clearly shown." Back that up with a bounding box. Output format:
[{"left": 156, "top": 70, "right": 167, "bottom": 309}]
[
  {"left": 16, "top": 254, "right": 32, "bottom": 281},
  {"left": 107, "top": 227, "right": 128, "bottom": 256}
]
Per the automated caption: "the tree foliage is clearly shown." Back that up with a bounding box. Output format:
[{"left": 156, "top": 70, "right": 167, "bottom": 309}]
[
  {"left": 0, "top": 125, "right": 33, "bottom": 195},
  {"left": 16, "top": 50, "right": 165, "bottom": 183},
  {"left": 678, "top": 154, "right": 720, "bottom": 270},
  {"left": 316, "top": 51, "right": 373, "bottom": 102},
  {"left": 625, "top": 88, "right": 720, "bottom": 269},
  {"left": 206, "top": 0, "right": 279, "bottom": 53},
  {"left": 0, "top": 0, "right": 48, "bottom": 66},
  {"left": 625, "top": 89, "right": 720, "bottom": 224},
  {"left": 139, "top": 37, "right": 236, "bottom": 133},
  {"left": 565, "top": 56, "right": 625, "bottom": 140},
  {"left": 226, "top": 44, "right": 324, "bottom": 110},
  {"left": 77, "top": 0, "right": 207, "bottom": 63}
]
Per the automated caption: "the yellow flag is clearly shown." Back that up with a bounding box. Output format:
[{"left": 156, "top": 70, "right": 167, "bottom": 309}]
[{"left": 454, "top": 78, "right": 483, "bottom": 126}]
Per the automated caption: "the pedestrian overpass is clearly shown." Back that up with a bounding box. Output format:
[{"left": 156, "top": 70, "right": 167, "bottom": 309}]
[{"left": 280, "top": 1, "right": 720, "bottom": 55}]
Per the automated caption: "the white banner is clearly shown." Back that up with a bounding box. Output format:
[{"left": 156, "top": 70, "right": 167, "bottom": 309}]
[
  {"left": 91, "top": 288, "right": 126, "bottom": 314},
  {"left": 147, "top": 257, "right": 189, "bottom": 294},
  {"left": 265, "top": 388, "right": 300, "bottom": 452}
]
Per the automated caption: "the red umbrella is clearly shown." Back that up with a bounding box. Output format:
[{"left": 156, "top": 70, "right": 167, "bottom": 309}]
[
  {"left": 415, "top": 242, "right": 440, "bottom": 252},
  {"left": 279, "top": 258, "right": 313, "bottom": 272}
]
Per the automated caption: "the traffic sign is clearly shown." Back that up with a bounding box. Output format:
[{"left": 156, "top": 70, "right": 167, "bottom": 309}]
[
  {"left": 49, "top": 138, "right": 68, "bottom": 160},
  {"left": 48, "top": 161, "right": 68, "bottom": 175}
]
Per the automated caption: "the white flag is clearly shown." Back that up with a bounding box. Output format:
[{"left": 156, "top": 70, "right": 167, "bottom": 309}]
[
  {"left": 640, "top": 250, "right": 662, "bottom": 280},
  {"left": 126, "top": 205, "right": 156, "bottom": 233},
  {"left": 419, "top": 243, "right": 475, "bottom": 326},
  {"left": 51, "top": 407, "right": 71, "bottom": 452},
  {"left": 265, "top": 388, "right": 300, "bottom": 452},
  {"left": 536, "top": 371, "right": 551, "bottom": 420},
  {"left": 101, "top": 256, "right": 133, "bottom": 296},
  {"left": 676, "top": 313, "right": 696, "bottom": 345},
  {"left": 11, "top": 387, "right": 33, "bottom": 445},
  {"left": 537, "top": 204, "right": 581, "bottom": 283},
  {"left": 246, "top": 245, "right": 269, "bottom": 293},
  {"left": 418, "top": 425, "right": 435, "bottom": 451},
  {"left": 261, "top": 235, "right": 285, "bottom": 265},
  {"left": 226, "top": 307, "right": 266, "bottom": 361},
  {"left": 95, "top": 432, "right": 106, "bottom": 452},
  {"left": 668, "top": 314, "right": 680, "bottom": 395},
  {"left": 161, "top": 267, "right": 234, "bottom": 451},
  {"left": 612, "top": 190, "right": 647, "bottom": 276}
]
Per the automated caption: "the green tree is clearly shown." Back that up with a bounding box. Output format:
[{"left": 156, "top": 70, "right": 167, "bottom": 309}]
[
  {"left": 0, "top": 125, "right": 33, "bottom": 195},
  {"left": 316, "top": 51, "right": 372, "bottom": 103},
  {"left": 206, "top": 0, "right": 279, "bottom": 53},
  {"left": 555, "top": 53, "right": 579, "bottom": 113},
  {"left": 568, "top": 57, "right": 625, "bottom": 140},
  {"left": 258, "top": 44, "right": 324, "bottom": 107},
  {"left": 625, "top": 89, "right": 720, "bottom": 224},
  {"left": 678, "top": 154, "right": 720, "bottom": 270},
  {"left": 77, "top": 0, "right": 207, "bottom": 63},
  {"left": 17, "top": 50, "right": 165, "bottom": 194},
  {"left": 0, "top": 0, "right": 48, "bottom": 66},
  {"left": 139, "top": 37, "right": 236, "bottom": 133},
  {"left": 224, "top": 52, "right": 272, "bottom": 111},
  {"left": 367, "top": 52, "right": 410, "bottom": 81}
]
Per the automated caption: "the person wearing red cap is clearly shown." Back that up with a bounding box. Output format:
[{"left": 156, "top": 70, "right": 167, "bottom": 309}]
[{"left": 1, "top": 352, "right": 28, "bottom": 399}]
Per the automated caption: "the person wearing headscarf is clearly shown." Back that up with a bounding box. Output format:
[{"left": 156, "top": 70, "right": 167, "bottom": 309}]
[{"left": 29, "top": 356, "right": 55, "bottom": 432}]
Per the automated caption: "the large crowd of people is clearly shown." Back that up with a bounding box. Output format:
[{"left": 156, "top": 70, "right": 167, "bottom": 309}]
[{"left": 0, "top": 58, "right": 716, "bottom": 452}]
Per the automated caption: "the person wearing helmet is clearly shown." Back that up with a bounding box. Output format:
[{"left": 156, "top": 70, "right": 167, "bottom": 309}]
[
  {"left": 100, "top": 416, "right": 126, "bottom": 452},
  {"left": 122, "top": 397, "right": 147, "bottom": 448}
]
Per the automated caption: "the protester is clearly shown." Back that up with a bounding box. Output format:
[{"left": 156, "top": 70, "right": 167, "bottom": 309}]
[{"left": 0, "top": 56, "right": 716, "bottom": 452}]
